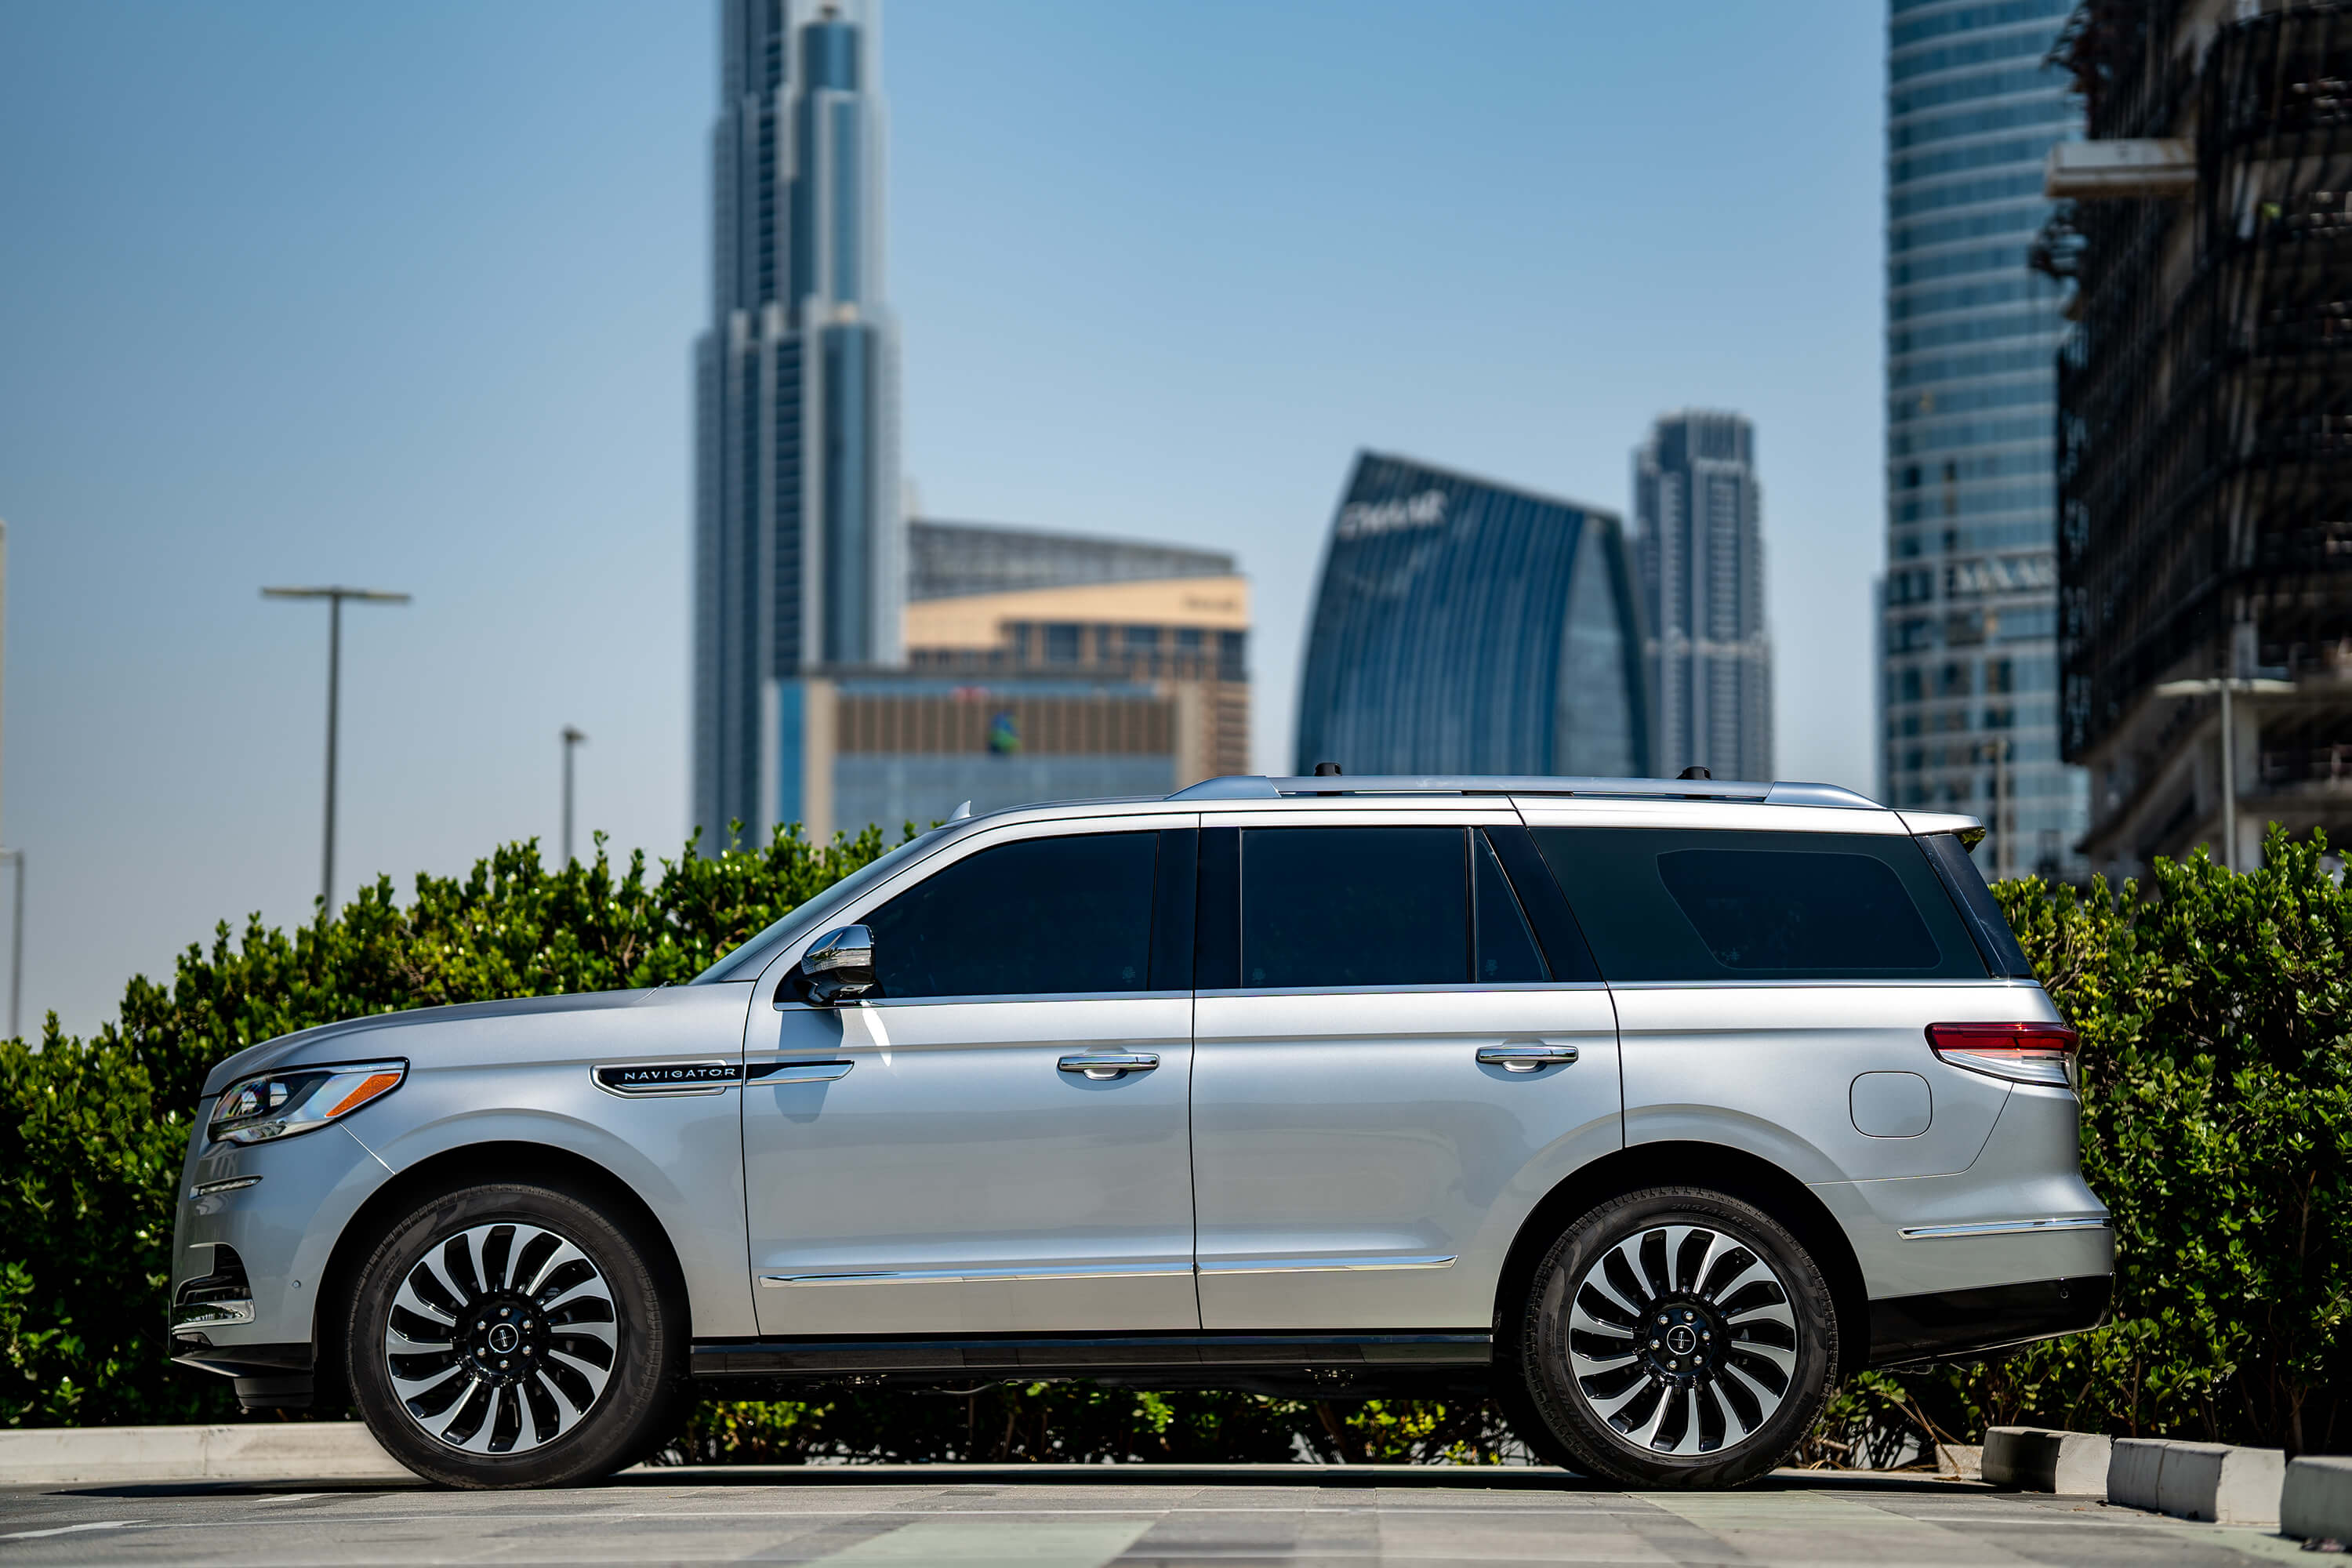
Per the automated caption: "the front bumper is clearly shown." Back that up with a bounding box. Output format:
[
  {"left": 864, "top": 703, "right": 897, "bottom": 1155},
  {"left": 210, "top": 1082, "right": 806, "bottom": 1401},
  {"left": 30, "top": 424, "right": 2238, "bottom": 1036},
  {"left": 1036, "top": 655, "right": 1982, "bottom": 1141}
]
[{"left": 168, "top": 1117, "right": 389, "bottom": 1403}]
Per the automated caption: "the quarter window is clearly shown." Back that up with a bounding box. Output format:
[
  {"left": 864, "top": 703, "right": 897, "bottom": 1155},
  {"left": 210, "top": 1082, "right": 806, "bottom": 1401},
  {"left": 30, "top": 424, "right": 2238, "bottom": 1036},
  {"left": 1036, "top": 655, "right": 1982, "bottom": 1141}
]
[
  {"left": 1530, "top": 828, "right": 1985, "bottom": 982},
  {"left": 866, "top": 831, "right": 1159, "bottom": 1000}
]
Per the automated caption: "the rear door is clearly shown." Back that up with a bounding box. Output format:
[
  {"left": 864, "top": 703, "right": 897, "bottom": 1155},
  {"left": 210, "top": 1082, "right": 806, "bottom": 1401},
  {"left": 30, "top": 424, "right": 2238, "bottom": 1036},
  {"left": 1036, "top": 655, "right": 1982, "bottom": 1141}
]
[{"left": 1189, "top": 805, "right": 1623, "bottom": 1330}]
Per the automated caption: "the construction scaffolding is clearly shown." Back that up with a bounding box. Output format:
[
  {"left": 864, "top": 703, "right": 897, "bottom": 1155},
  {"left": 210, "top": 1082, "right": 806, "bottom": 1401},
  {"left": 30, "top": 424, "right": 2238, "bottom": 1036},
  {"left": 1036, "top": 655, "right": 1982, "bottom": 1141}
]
[{"left": 2044, "top": 0, "right": 2352, "bottom": 871}]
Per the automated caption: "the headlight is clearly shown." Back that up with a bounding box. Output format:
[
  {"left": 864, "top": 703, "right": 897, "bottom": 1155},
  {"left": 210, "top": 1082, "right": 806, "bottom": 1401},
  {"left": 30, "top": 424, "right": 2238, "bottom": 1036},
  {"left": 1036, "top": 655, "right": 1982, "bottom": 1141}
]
[{"left": 209, "top": 1059, "right": 406, "bottom": 1145}]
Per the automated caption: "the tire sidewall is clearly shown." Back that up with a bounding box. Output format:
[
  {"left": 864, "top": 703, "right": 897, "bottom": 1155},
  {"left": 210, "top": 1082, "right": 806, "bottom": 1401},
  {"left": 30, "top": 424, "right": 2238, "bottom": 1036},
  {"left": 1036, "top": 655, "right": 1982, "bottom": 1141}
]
[
  {"left": 345, "top": 1179, "right": 682, "bottom": 1489},
  {"left": 1519, "top": 1187, "right": 1838, "bottom": 1488}
]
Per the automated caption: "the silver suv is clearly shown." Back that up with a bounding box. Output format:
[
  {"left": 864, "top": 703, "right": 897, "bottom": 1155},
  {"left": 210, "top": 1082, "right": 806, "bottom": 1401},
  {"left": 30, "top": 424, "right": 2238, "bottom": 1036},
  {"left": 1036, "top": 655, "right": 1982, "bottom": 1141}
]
[{"left": 170, "top": 775, "right": 2110, "bottom": 1488}]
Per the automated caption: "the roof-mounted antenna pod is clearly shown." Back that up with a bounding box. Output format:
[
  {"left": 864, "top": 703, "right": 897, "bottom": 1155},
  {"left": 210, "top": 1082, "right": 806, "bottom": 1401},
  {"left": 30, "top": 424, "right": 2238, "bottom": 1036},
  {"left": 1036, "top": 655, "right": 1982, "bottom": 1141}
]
[
  {"left": 1678, "top": 766, "right": 1712, "bottom": 781},
  {"left": 949, "top": 800, "right": 973, "bottom": 821},
  {"left": 1313, "top": 761, "right": 1344, "bottom": 777}
]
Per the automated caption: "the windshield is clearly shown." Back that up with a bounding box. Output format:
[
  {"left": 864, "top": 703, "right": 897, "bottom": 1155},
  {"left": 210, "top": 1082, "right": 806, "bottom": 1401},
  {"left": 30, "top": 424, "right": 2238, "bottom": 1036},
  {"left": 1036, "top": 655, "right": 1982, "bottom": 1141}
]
[{"left": 691, "top": 826, "right": 953, "bottom": 984}]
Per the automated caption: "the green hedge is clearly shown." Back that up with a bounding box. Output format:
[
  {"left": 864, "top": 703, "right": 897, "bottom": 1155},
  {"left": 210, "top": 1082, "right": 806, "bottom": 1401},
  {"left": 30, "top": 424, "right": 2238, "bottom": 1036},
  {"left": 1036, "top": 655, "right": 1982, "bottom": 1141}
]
[{"left": 3, "top": 825, "right": 2344, "bottom": 1459}]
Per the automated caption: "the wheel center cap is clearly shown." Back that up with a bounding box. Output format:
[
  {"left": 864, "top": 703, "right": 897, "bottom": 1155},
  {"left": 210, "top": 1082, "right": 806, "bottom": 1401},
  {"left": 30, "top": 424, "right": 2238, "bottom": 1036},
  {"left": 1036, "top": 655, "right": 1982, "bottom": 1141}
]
[
  {"left": 1665, "top": 1324, "right": 1698, "bottom": 1357},
  {"left": 487, "top": 1323, "right": 520, "bottom": 1355}
]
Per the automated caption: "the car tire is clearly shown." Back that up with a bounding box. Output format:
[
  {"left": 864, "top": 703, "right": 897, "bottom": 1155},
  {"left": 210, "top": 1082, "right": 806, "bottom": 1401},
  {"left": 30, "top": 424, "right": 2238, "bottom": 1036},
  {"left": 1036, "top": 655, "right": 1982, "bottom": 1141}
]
[
  {"left": 344, "top": 1177, "right": 688, "bottom": 1489},
  {"left": 1511, "top": 1186, "right": 1838, "bottom": 1488}
]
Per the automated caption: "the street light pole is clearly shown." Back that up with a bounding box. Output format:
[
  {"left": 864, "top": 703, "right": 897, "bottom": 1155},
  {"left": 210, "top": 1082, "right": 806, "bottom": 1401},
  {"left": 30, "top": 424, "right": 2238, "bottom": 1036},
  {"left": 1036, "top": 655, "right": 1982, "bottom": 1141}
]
[
  {"left": 561, "top": 726, "right": 587, "bottom": 865},
  {"left": 2153, "top": 674, "right": 2295, "bottom": 871},
  {"left": 263, "top": 586, "right": 411, "bottom": 911},
  {"left": 0, "top": 849, "right": 20, "bottom": 1040}
]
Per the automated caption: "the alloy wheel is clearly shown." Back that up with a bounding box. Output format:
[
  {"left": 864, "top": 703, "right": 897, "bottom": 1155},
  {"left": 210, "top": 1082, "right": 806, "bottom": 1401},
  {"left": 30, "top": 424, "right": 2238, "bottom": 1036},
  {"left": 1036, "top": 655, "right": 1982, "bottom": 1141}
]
[
  {"left": 383, "top": 1221, "right": 619, "bottom": 1454},
  {"left": 1563, "top": 1222, "right": 1797, "bottom": 1455}
]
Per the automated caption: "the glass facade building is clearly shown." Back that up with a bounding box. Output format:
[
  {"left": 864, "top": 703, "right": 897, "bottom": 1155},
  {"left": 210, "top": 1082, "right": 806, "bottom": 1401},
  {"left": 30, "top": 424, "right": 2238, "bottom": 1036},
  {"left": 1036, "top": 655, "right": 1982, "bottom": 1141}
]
[
  {"left": 1635, "top": 410, "right": 1773, "bottom": 782},
  {"left": 1295, "top": 452, "right": 1649, "bottom": 778},
  {"left": 1882, "top": 0, "right": 2086, "bottom": 878},
  {"left": 693, "top": 0, "right": 902, "bottom": 846},
  {"left": 908, "top": 519, "right": 1233, "bottom": 602}
]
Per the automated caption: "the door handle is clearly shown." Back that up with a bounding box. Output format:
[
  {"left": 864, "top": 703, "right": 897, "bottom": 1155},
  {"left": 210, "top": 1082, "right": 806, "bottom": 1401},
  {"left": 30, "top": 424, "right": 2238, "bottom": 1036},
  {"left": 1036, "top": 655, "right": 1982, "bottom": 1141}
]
[
  {"left": 746, "top": 1059, "right": 855, "bottom": 1084},
  {"left": 1478, "top": 1043, "right": 1580, "bottom": 1073},
  {"left": 1058, "top": 1051, "right": 1160, "bottom": 1080}
]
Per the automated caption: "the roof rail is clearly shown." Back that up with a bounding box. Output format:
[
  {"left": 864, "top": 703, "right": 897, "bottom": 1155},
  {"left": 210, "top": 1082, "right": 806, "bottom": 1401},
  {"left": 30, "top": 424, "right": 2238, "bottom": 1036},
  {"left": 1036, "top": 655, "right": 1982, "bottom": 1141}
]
[{"left": 1165, "top": 775, "right": 1882, "bottom": 809}]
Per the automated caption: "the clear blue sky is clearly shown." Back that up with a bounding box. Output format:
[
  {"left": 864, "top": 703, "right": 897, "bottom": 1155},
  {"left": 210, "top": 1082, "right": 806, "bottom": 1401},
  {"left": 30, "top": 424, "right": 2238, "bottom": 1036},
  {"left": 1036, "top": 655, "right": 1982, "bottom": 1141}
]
[{"left": 0, "top": 0, "right": 1884, "bottom": 1036}]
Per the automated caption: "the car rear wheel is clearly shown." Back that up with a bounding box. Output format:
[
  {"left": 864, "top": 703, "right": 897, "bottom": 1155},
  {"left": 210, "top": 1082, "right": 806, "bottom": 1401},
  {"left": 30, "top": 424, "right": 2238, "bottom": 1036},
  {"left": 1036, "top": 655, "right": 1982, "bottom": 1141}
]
[
  {"left": 345, "top": 1178, "right": 686, "bottom": 1488},
  {"left": 1510, "top": 1186, "right": 1838, "bottom": 1487}
]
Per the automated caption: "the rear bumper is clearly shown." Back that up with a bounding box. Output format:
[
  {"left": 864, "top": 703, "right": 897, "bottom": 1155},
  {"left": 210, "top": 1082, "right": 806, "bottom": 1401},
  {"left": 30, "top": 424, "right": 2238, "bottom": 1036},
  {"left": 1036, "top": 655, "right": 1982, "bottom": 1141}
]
[{"left": 1867, "top": 1275, "right": 2111, "bottom": 1367}]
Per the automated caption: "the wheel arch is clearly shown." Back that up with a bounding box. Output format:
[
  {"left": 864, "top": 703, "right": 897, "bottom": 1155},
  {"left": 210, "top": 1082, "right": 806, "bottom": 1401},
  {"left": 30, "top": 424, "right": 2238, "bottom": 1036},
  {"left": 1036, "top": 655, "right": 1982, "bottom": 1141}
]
[
  {"left": 314, "top": 1140, "right": 693, "bottom": 1406},
  {"left": 1492, "top": 1141, "right": 1870, "bottom": 1380}
]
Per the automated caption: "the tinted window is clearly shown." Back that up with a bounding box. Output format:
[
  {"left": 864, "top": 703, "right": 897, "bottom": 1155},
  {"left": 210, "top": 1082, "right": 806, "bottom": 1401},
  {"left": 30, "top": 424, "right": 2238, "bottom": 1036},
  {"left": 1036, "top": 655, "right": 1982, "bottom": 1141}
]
[
  {"left": 866, "top": 831, "right": 1159, "bottom": 999},
  {"left": 1475, "top": 829, "right": 1548, "bottom": 982},
  {"left": 1918, "top": 831, "right": 2035, "bottom": 978},
  {"left": 1657, "top": 850, "right": 1937, "bottom": 970},
  {"left": 1241, "top": 827, "right": 1465, "bottom": 989},
  {"left": 1530, "top": 828, "right": 1987, "bottom": 982}
]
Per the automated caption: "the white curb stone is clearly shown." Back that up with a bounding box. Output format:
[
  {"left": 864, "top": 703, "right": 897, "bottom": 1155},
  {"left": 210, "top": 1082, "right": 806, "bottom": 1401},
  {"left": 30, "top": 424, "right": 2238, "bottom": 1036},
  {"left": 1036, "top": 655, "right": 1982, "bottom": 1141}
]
[
  {"left": 2282, "top": 1455, "right": 2352, "bottom": 1544},
  {"left": 0, "top": 1422, "right": 408, "bottom": 1485},
  {"left": 2107, "top": 1437, "right": 2284, "bottom": 1525},
  {"left": 1982, "top": 1427, "right": 2111, "bottom": 1493}
]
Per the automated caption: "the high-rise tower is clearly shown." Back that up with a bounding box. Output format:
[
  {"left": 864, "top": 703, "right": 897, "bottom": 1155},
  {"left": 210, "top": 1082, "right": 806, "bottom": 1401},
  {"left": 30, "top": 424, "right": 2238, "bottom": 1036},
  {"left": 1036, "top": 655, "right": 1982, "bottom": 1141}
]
[
  {"left": 1635, "top": 410, "right": 1772, "bottom": 782},
  {"left": 1881, "top": 0, "right": 2085, "bottom": 878},
  {"left": 694, "top": 0, "right": 902, "bottom": 846}
]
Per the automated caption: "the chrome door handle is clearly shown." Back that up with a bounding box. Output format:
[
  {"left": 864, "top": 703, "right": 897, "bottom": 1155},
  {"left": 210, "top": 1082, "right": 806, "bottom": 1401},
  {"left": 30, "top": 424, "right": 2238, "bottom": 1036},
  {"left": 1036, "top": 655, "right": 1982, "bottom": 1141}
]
[
  {"left": 1058, "top": 1051, "right": 1159, "bottom": 1080},
  {"left": 746, "top": 1059, "right": 855, "bottom": 1084},
  {"left": 1478, "top": 1043, "right": 1580, "bottom": 1073}
]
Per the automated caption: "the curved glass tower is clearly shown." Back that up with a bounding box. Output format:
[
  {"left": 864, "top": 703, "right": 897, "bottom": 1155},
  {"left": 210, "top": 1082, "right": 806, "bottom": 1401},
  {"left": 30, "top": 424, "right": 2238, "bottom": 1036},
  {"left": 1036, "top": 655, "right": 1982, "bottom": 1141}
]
[
  {"left": 1881, "top": 0, "right": 2085, "bottom": 877},
  {"left": 1295, "top": 452, "right": 1650, "bottom": 778},
  {"left": 693, "top": 0, "right": 902, "bottom": 845}
]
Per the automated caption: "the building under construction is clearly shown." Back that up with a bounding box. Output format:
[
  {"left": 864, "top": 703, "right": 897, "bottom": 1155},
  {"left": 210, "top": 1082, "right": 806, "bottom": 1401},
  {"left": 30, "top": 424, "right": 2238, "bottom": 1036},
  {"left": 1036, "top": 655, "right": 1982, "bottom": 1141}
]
[{"left": 2045, "top": 0, "right": 2352, "bottom": 876}]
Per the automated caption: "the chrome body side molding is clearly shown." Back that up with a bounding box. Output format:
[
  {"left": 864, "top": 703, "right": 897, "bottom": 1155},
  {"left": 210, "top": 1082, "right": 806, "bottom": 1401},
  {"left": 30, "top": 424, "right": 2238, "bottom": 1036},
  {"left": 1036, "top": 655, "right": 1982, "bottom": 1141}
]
[{"left": 1898, "top": 1216, "right": 2112, "bottom": 1241}]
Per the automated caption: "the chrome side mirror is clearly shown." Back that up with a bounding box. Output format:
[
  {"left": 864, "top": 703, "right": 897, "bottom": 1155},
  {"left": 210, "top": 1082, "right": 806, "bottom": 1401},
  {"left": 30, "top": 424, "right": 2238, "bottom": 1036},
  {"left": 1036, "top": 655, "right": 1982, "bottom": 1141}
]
[{"left": 796, "top": 925, "right": 876, "bottom": 1005}]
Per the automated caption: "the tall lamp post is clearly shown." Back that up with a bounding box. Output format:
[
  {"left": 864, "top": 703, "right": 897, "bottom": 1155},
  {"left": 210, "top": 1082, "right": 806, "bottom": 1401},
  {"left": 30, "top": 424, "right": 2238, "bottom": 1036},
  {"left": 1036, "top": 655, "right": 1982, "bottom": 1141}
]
[
  {"left": 561, "top": 726, "right": 587, "bottom": 865},
  {"left": 263, "top": 586, "right": 411, "bottom": 910},
  {"left": 2153, "top": 674, "right": 2295, "bottom": 870}
]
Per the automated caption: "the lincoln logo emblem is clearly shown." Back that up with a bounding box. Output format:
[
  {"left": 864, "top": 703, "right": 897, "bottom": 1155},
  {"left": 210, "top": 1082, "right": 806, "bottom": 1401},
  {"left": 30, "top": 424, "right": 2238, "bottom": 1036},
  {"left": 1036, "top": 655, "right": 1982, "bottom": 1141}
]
[
  {"left": 1665, "top": 1324, "right": 1698, "bottom": 1357},
  {"left": 488, "top": 1323, "right": 520, "bottom": 1354}
]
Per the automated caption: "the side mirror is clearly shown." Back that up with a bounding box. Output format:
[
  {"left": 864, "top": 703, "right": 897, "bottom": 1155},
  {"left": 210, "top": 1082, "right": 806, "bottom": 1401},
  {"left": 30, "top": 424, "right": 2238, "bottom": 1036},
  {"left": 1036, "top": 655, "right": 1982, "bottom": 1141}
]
[{"left": 795, "top": 925, "right": 876, "bottom": 1006}]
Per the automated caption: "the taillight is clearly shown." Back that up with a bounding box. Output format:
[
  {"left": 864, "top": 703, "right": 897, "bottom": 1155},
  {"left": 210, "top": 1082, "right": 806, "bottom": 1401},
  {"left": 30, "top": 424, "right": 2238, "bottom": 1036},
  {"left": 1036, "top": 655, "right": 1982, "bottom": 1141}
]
[{"left": 1926, "top": 1022, "right": 2078, "bottom": 1087}]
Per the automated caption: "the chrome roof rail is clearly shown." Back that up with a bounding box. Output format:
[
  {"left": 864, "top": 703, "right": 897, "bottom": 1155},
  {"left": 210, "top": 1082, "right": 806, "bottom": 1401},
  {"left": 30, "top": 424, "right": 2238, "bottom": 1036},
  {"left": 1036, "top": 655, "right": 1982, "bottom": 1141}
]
[{"left": 1167, "top": 775, "right": 1882, "bottom": 809}]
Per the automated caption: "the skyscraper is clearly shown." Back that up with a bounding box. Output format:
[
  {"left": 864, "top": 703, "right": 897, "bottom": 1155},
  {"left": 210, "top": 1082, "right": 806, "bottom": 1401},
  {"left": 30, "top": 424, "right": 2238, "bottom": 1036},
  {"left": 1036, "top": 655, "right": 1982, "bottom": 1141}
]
[
  {"left": 1295, "top": 452, "right": 1649, "bottom": 778},
  {"left": 1881, "top": 0, "right": 2084, "bottom": 880},
  {"left": 1635, "top": 410, "right": 1772, "bottom": 782},
  {"left": 693, "top": 0, "right": 902, "bottom": 846}
]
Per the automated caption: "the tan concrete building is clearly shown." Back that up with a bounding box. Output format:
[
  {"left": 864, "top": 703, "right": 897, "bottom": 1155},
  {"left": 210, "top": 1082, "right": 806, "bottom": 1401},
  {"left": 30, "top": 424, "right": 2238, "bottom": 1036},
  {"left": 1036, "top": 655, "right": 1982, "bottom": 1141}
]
[{"left": 781, "top": 522, "right": 1252, "bottom": 842}]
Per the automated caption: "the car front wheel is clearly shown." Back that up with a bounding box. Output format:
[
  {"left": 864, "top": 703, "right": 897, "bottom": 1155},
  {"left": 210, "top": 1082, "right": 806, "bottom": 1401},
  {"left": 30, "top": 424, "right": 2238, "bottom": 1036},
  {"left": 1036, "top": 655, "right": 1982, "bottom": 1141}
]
[
  {"left": 1512, "top": 1186, "right": 1838, "bottom": 1487},
  {"left": 344, "top": 1177, "right": 685, "bottom": 1488}
]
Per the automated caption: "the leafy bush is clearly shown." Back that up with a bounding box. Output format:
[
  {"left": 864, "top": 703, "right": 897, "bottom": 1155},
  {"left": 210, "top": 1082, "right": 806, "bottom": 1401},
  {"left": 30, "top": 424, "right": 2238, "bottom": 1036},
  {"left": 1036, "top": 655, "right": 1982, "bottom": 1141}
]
[
  {"left": 0, "top": 827, "right": 898, "bottom": 1427},
  {"left": 1902, "top": 829, "right": 2350, "bottom": 1456},
  {"left": 5, "top": 821, "right": 2343, "bottom": 1461}
]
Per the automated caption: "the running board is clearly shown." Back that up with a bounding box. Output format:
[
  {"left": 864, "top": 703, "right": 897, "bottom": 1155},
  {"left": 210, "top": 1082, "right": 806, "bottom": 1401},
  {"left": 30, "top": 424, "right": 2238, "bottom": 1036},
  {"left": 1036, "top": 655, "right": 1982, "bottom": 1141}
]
[{"left": 691, "top": 1331, "right": 1493, "bottom": 1385}]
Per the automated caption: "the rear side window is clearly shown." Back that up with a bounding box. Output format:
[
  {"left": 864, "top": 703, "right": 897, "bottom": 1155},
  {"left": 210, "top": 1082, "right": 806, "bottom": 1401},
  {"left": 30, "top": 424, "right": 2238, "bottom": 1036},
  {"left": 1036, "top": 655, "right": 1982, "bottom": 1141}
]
[
  {"left": 1918, "top": 831, "right": 2036, "bottom": 978},
  {"left": 1530, "top": 828, "right": 1987, "bottom": 982},
  {"left": 1241, "top": 826, "right": 1465, "bottom": 988},
  {"left": 866, "top": 831, "right": 1160, "bottom": 999}
]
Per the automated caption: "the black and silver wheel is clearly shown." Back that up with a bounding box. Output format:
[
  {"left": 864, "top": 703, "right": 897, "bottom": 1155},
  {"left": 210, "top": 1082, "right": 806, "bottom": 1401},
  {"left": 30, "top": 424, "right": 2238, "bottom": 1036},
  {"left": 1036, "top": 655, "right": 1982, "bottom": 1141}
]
[
  {"left": 347, "top": 1178, "right": 686, "bottom": 1488},
  {"left": 1512, "top": 1187, "right": 1838, "bottom": 1487}
]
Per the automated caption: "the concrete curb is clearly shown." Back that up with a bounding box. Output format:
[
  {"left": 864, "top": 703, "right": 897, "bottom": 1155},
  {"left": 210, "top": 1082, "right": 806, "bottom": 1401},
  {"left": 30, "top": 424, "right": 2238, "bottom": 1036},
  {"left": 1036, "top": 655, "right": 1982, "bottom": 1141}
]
[
  {"left": 2282, "top": 1455, "right": 2352, "bottom": 1544},
  {"left": 1981, "top": 1426, "right": 2111, "bottom": 1493},
  {"left": 2107, "top": 1436, "right": 2284, "bottom": 1526},
  {"left": 0, "top": 1423, "right": 409, "bottom": 1485}
]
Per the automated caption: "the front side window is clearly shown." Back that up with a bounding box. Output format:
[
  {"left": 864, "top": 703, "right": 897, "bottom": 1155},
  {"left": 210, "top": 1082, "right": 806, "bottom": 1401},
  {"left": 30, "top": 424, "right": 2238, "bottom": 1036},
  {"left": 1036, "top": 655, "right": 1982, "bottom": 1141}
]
[
  {"left": 866, "top": 831, "right": 1159, "bottom": 1000},
  {"left": 1530, "top": 828, "right": 1985, "bottom": 982}
]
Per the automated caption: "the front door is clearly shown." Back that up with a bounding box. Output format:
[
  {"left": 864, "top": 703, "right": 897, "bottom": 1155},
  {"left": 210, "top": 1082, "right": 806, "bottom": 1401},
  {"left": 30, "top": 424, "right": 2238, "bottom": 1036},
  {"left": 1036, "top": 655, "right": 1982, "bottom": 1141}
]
[
  {"left": 1189, "top": 812, "right": 1624, "bottom": 1330},
  {"left": 742, "top": 818, "right": 1200, "bottom": 1336}
]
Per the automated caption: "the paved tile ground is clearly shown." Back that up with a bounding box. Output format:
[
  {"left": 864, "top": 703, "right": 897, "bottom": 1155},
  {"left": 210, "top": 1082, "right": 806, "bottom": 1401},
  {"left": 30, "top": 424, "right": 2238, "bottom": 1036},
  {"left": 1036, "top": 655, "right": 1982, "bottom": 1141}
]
[{"left": 0, "top": 1465, "right": 2319, "bottom": 1566}]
